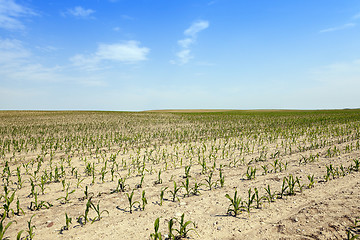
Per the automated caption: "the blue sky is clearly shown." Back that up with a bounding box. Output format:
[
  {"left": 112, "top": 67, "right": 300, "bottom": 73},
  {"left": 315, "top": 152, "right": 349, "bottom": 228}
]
[{"left": 0, "top": 0, "right": 360, "bottom": 110}]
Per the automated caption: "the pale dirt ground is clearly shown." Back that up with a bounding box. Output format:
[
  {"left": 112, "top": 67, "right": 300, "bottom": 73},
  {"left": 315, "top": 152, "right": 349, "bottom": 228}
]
[{"left": 3, "top": 135, "right": 359, "bottom": 240}]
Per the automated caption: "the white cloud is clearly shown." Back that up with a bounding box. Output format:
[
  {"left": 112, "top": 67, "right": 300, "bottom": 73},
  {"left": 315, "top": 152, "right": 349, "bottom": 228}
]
[
  {"left": 319, "top": 23, "right": 356, "bottom": 33},
  {"left": 184, "top": 20, "right": 209, "bottom": 37},
  {"left": 176, "top": 49, "right": 192, "bottom": 65},
  {"left": 178, "top": 38, "right": 194, "bottom": 48},
  {"left": 0, "top": 38, "right": 30, "bottom": 63},
  {"left": 172, "top": 20, "right": 209, "bottom": 65},
  {"left": 0, "top": 0, "right": 36, "bottom": 30},
  {"left": 65, "top": 6, "right": 95, "bottom": 18},
  {"left": 70, "top": 41, "right": 150, "bottom": 70}
]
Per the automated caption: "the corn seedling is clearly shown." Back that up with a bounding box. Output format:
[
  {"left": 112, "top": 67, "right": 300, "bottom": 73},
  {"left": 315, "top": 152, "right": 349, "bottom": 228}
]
[
  {"left": 219, "top": 165, "right": 225, "bottom": 188},
  {"left": 57, "top": 186, "right": 75, "bottom": 204},
  {"left": 154, "top": 170, "right": 162, "bottom": 185},
  {"left": 60, "top": 213, "right": 72, "bottom": 233},
  {"left": 1, "top": 189, "right": 15, "bottom": 218},
  {"left": 306, "top": 174, "right": 315, "bottom": 189},
  {"left": 15, "top": 198, "right": 25, "bottom": 216},
  {"left": 76, "top": 177, "right": 85, "bottom": 188},
  {"left": 26, "top": 214, "right": 36, "bottom": 240},
  {"left": 0, "top": 214, "right": 14, "bottom": 240},
  {"left": 204, "top": 171, "right": 217, "bottom": 190},
  {"left": 150, "top": 217, "right": 162, "bottom": 240},
  {"left": 191, "top": 181, "right": 202, "bottom": 196},
  {"left": 126, "top": 190, "right": 140, "bottom": 213},
  {"left": 136, "top": 174, "right": 145, "bottom": 189},
  {"left": 254, "top": 188, "right": 263, "bottom": 209},
  {"left": 296, "top": 176, "right": 304, "bottom": 193},
  {"left": 278, "top": 178, "right": 288, "bottom": 199},
  {"left": 77, "top": 198, "right": 92, "bottom": 225},
  {"left": 244, "top": 166, "right": 256, "bottom": 180},
  {"left": 169, "top": 181, "right": 182, "bottom": 202},
  {"left": 225, "top": 190, "right": 243, "bottom": 217},
  {"left": 16, "top": 167, "right": 23, "bottom": 189},
  {"left": 90, "top": 200, "right": 109, "bottom": 223},
  {"left": 182, "top": 177, "right": 191, "bottom": 197},
  {"left": 159, "top": 187, "right": 168, "bottom": 206},
  {"left": 351, "top": 159, "right": 359, "bottom": 172},
  {"left": 173, "top": 213, "right": 198, "bottom": 239},
  {"left": 111, "top": 177, "right": 128, "bottom": 193},
  {"left": 261, "top": 165, "right": 268, "bottom": 175},
  {"left": 244, "top": 188, "right": 255, "bottom": 213},
  {"left": 264, "top": 185, "right": 276, "bottom": 203},
  {"left": 167, "top": 217, "right": 176, "bottom": 240},
  {"left": 29, "top": 191, "right": 52, "bottom": 211},
  {"left": 141, "top": 190, "right": 147, "bottom": 211},
  {"left": 184, "top": 165, "right": 191, "bottom": 178},
  {"left": 346, "top": 218, "right": 360, "bottom": 240}
]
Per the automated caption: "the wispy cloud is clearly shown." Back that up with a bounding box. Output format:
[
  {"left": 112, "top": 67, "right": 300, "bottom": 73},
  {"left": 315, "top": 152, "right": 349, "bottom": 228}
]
[
  {"left": 171, "top": 20, "right": 209, "bottom": 65},
  {"left": 64, "top": 6, "right": 95, "bottom": 19},
  {"left": 353, "top": 12, "right": 360, "bottom": 19},
  {"left": 0, "top": 38, "right": 64, "bottom": 83},
  {"left": 0, "top": 0, "right": 36, "bottom": 30},
  {"left": 319, "top": 23, "right": 356, "bottom": 33},
  {"left": 70, "top": 41, "right": 150, "bottom": 70},
  {"left": 184, "top": 20, "right": 209, "bottom": 37},
  {"left": 0, "top": 38, "right": 108, "bottom": 87}
]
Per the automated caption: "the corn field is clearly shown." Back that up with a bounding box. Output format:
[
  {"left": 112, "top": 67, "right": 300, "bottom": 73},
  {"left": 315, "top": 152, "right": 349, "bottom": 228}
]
[{"left": 0, "top": 110, "right": 359, "bottom": 239}]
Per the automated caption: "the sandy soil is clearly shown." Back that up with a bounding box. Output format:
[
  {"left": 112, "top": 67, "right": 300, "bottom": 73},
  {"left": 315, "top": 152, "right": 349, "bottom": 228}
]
[{"left": 2, "top": 136, "right": 359, "bottom": 240}]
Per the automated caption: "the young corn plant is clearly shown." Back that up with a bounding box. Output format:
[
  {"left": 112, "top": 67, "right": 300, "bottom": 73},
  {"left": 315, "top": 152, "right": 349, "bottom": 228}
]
[
  {"left": 346, "top": 218, "right": 359, "bottom": 240},
  {"left": 77, "top": 198, "right": 92, "bottom": 225},
  {"left": 225, "top": 190, "right": 243, "bottom": 217},
  {"left": 167, "top": 218, "right": 176, "bottom": 240},
  {"left": 296, "top": 176, "right": 305, "bottom": 193},
  {"left": 182, "top": 177, "right": 191, "bottom": 197},
  {"left": 218, "top": 165, "right": 225, "bottom": 188},
  {"left": 307, "top": 175, "right": 315, "bottom": 189},
  {"left": 154, "top": 169, "right": 162, "bottom": 185},
  {"left": 159, "top": 187, "right": 168, "bottom": 206},
  {"left": 141, "top": 190, "right": 147, "bottom": 211},
  {"left": 285, "top": 175, "right": 297, "bottom": 196},
  {"left": 244, "top": 188, "right": 255, "bottom": 213},
  {"left": 0, "top": 214, "right": 14, "bottom": 240},
  {"left": 26, "top": 214, "right": 36, "bottom": 240},
  {"left": 169, "top": 181, "right": 182, "bottom": 202},
  {"left": 150, "top": 217, "right": 162, "bottom": 240},
  {"left": 136, "top": 174, "right": 145, "bottom": 189},
  {"left": 351, "top": 158, "right": 359, "bottom": 172},
  {"left": 204, "top": 171, "right": 217, "bottom": 190},
  {"left": 253, "top": 188, "right": 263, "bottom": 209},
  {"left": 173, "top": 213, "right": 198, "bottom": 239},
  {"left": 261, "top": 165, "right": 268, "bottom": 175},
  {"left": 1, "top": 189, "right": 15, "bottom": 218},
  {"left": 264, "top": 185, "right": 276, "bottom": 203},
  {"left": 29, "top": 191, "right": 52, "bottom": 211},
  {"left": 15, "top": 198, "right": 25, "bottom": 216},
  {"left": 111, "top": 177, "right": 128, "bottom": 193},
  {"left": 90, "top": 200, "right": 109, "bottom": 223},
  {"left": 183, "top": 165, "right": 191, "bottom": 178},
  {"left": 126, "top": 190, "right": 140, "bottom": 213},
  {"left": 16, "top": 167, "right": 23, "bottom": 189},
  {"left": 244, "top": 166, "right": 256, "bottom": 180},
  {"left": 278, "top": 178, "right": 288, "bottom": 199},
  {"left": 57, "top": 186, "right": 75, "bottom": 204},
  {"left": 60, "top": 213, "right": 72, "bottom": 233},
  {"left": 191, "top": 181, "right": 202, "bottom": 196}
]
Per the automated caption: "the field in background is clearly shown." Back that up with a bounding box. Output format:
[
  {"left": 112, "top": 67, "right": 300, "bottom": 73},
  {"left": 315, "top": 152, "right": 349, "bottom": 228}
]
[{"left": 0, "top": 110, "right": 359, "bottom": 239}]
